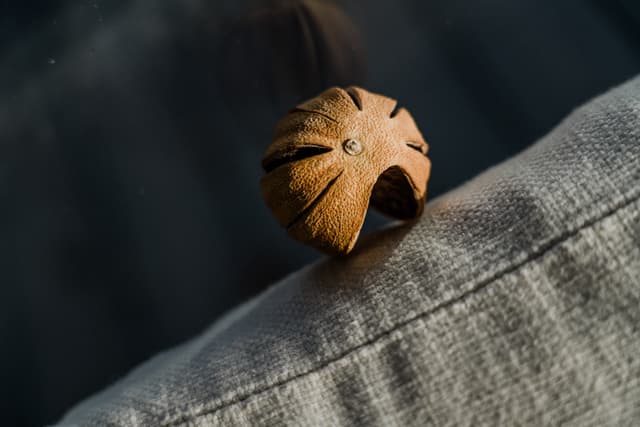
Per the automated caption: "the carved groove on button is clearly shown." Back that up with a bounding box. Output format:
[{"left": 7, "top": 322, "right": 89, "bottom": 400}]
[{"left": 343, "top": 139, "right": 363, "bottom": 156}]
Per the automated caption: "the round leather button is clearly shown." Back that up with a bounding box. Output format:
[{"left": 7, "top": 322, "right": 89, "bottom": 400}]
[{"left": 261, "top": 86, "right": 431, "bottom": 255}]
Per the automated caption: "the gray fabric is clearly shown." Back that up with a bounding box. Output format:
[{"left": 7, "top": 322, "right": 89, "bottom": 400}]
[{"left": 56, "top": 75, "right": 640, "bottom": 426}]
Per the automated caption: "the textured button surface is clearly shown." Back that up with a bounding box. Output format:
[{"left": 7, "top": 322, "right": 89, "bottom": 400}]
[{"left": 261, "top": 86, "right": 431, "bottom": 255}]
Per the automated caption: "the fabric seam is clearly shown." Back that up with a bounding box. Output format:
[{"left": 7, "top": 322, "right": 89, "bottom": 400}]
[{"left": 164, "top": 189, "right": 640, "bottom": 426}]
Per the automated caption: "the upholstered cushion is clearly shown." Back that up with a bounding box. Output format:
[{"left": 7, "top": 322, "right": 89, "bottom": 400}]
[{"left": 57, "top": 75, "right": 640, "bottom": 426}]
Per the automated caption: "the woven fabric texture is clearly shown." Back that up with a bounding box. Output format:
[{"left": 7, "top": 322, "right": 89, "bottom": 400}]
[{"left": 57, "top": 75, "right": 640, "bottom": 426}]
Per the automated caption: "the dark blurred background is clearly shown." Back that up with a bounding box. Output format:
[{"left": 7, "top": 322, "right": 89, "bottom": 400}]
[{"left": 1, "top": 0, "right": 639, "bottom": 425}]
